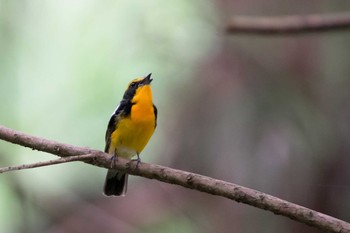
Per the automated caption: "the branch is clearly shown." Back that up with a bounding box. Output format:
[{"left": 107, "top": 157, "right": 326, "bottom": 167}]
[
  {"left": 0, "top": 154, "right": 96, "bottom": 174},
  {"left": 226, "top": 13, "right": 350, "bottom": 35},
  {"left": 0, "top": 125, "right": 349, "bottom": 233}
]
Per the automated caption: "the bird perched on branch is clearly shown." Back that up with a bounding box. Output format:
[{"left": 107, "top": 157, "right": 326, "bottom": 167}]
[{"left": 103, "top": 73, "right": 157, "bottom": 196}]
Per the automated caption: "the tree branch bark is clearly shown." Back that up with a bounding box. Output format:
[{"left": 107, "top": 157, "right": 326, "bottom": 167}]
[
  {"left": 226, "top": 13, "right": 350, "bottom": 35},
  {"left": 0, "top": 125, "right": 349, "bottom": 233},
  {"left": 0, "top": 154, "right": 96, "bottom": 173}
]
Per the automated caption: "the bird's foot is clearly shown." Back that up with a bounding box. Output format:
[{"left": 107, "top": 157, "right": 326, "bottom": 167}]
[
  {"left": 131, "top": 154, "right": 141, "bottom": 168},
  {"left": 110, "top": 155, "right": 118, "bottom": 168}
]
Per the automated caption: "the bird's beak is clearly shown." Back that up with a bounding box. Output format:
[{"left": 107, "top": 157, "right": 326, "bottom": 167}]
[{"left": 143, "top": 73, "right": 153, "bottom": 85}]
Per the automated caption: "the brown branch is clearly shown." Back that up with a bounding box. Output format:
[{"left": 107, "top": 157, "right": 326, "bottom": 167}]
[
  {"left": 0, "top": 154, "right": 96, "bottom": 174},
  {"left": 226, "top": 13, "right": 350, "bottom": 35},
  {"left": 0, "top": 125, "right": 349, "bottom": 233}
]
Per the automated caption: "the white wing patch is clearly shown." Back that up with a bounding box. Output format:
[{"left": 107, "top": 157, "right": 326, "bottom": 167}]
[{"left": 111, "top": 104, "right": 120, "bottom": 116}]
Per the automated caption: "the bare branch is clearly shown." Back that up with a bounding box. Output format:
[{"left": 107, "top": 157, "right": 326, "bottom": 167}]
[
  {"left": 0, "top": 154, "right": 96, "bottom": 174},
  {"left": 0, "top": 125, "right": 349, "bottom": 233},
  {"left": 226, "top": 13, "right": 350, "bottom": 35}
]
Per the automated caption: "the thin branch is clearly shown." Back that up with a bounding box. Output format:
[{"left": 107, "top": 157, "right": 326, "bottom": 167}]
[
  {"left": 226, "top": 13, "right": 350, "bottom": 35},
  {"left": 0, "top": 125, "right": 349, "bottom": 233},
  {"left": 0, "top": 154, "right": 96, "bottom": 174}
]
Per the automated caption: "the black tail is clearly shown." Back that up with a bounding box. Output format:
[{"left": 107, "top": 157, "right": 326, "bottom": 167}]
[{"left": 103, "top": 169, "right": 128, "bottom": 196}]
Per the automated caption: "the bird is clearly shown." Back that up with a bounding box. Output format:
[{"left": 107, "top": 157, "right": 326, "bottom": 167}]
[{"left": 103, "top": 73, "right": 157, "bottom": 196}]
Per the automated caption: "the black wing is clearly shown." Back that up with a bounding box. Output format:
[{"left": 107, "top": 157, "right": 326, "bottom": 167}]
[
  {"left": 104, "top": 102, "right": 124, "bottom": 153},
  {"left": 104, "top": 98, "right": 133, "bottom": 153},
  {"left": 153, "top": 104, "right": 158, "bottom": 128},
  {"left": 104, "top": 113, "right": 116, "bottom": 153}
]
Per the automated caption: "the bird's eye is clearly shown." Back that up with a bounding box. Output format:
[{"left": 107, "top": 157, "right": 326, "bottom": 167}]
[{"left": 130, "top": 82, "right": 136, "bottom": 88}]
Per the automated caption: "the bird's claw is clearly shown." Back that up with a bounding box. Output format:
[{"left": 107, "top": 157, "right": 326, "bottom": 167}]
[
  {"left": 131, "top": 154, "right": 141, "bottom": 168},
  {"left": 110, "top": 155, "right": 118, "bottom": 168}
]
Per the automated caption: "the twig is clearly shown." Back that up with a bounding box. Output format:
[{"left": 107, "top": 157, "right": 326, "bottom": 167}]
[
  {"left": 226, "top": 13, "right": 350, "bottom": 35},
  {"left": 0, "top": 125, "right": 349, "bottom": 233},
  {"left": 0, "top": 154, "right": 96, "bottom": 174}
]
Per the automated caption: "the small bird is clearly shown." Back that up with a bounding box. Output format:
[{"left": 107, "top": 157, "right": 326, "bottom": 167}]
[{"left": 103, "top": 73, "right": 157, "bottom": 196}]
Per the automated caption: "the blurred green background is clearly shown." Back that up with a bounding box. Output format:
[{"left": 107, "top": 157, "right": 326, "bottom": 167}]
[{"left": 1, "top": 1, "right": 350, "bottom": 233}]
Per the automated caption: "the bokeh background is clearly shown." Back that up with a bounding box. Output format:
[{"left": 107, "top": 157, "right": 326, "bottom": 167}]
[{"left": 1, "top": 1, "right": 350, "bottom": 233}]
